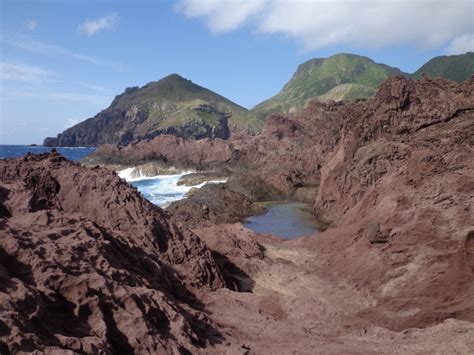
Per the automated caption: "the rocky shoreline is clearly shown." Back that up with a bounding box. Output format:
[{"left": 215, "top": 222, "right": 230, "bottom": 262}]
[{"left": 2, "top": 76, "right": 474, "bottom": 353}]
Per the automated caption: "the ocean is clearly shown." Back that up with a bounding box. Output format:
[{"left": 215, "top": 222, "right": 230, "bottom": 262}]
[
  {"left": 1, "top": 145, "right": 319, "bottom": 237},
  {"left": 0, "top": 145, "right": 226, "bottom": 208},
  {"left": 0, "top": 145, "right": 96, "bottom": 161},
  {"left": 117, "top": 168, "right": 227, "bottom": 207}
]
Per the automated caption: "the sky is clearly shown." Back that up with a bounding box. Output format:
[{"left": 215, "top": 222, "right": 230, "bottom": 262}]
[{"left": 0, "top": 0, "right": 473, "bottom": 144}]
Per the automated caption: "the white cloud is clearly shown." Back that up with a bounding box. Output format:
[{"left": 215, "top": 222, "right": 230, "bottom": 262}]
[
  {"left": 176, "top": 0, "right": 266, "bottom": 32},
  {"left": 2, "top": 36, "right": 123, "bottom": 70},
  {"left": 78, "top": 13, "right": 120, "bottom": 36},
  {"left": 0, "top": 62, "right": 55, "bottom": 83},
  {"left": 445, "top": 34, "right": 474, "bottom": 55},
  {"left": 177, "top": 0, "right": 474, "bottom": 51},
  {"left": 25, "top": 20, "right": 38, "bottom": 30},
  {"left": 3, "top": 36, "right": 100, "bottom": 64}
]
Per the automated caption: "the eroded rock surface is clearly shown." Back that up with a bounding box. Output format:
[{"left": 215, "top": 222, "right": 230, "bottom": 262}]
[
  {"left": 4, "top": 76, "right": 474, "bottom": 353},
  {"left": 0, "top": 153, "right": 224, "bottom": 353},
  {"left": 306, "top": 75, "right": 474, "bottom": 330}
]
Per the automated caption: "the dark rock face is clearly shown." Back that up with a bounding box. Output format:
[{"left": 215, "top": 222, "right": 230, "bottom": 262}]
[
  {"left": 44, "top": 105, "right": 231, "bottom": 147},
  {"left": 177, "top": 171, "right": 229, "bottom": 186},
  {"left": 155, "top": 112, "right": 230, "bottom": 141},
  {"left": 168, "top": 184, "right": 264, "bottom": 229},
  {"left": 0, "top": 153, "right": 225, "bottom": 353}
]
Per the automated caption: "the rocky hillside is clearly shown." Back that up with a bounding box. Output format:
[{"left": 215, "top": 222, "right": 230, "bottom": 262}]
[
  {"left": 86, "top": 75, "right": 474, "bottom": 347},
  {"left": 252, "top": 53, "right": 404, "bottom": 117},
  {"left": 413, "top": 52, "right": 474, "bottom": 82},
  {"left": 43, "top": 53, "right": 473, "bottom": 147},
  {"left": 43, "top": 74, "right": 262, "bottom": 147},
  {"left": 252, "top": 52, "right": 474, "bottom": 117},
  {"left": 0, "top": 152, "right": 225, "bottom": 353},
  {"left": 4, "top": 75, "right": 474, "bottom": 353}
]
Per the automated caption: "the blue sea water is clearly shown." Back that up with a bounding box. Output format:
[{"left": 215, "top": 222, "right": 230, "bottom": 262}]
[
  {"left": 0, "top": 145, "right": 96, "bottom": 161},
  {"left": 117, "top": 168, "right": 227, "bottom": 207},
  {"left": 1, "top": 145, "right": 318, "bottom": 238},
  {"left": 0, "top": 145, "right": 220, "bottom": 208}
]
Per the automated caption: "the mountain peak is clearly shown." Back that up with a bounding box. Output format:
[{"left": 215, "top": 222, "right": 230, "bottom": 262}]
[
  {"left": 43, "top": 73, "right": 263, "bottom": 147},
  {"left": 413, "top": 52, "right": 474, "bottom": 82},
  {"left": 253, "top": 52, "right": 403, "bottom": 117},
  {"left": 160, "top": 73, "right": 188, "bottom": 82}
]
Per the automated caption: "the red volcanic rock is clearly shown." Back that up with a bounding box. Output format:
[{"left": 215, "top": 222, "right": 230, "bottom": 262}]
[
  {"left": 193, "top": 224, "right": 268, "bottom": 292},
  {"left": 0, "top": 153, "right": 224, "bottom": 353},
  {"left": 261, "top": 113, "right": 301, "bottom": 138},
  {"left": 87, "top": 135, "right": 235, "bottom": 170},
  {"left": 168, "top": 183, "right": 264, "bottom": 229},
  {"left": 1, "top": 76, "right": 472, "bottom": 353},
  {"left": 304, "top": 75, "right": 474, "bottom": 329}
]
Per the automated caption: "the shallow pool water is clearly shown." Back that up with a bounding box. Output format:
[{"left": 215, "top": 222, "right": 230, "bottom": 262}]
[{"left": 244, "top": 202, "right": 319, "bottom": 239}]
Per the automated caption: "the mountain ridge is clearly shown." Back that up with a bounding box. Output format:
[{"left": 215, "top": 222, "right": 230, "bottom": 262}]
[
  {"left": 43, "top": 52, "right": 474, "bottom": 147},
  {"left": 251, "top": 52, "right": 473, "bottom": 117},
  {"left": 44, "top": 74, "right": 262, "bottom": 147}
]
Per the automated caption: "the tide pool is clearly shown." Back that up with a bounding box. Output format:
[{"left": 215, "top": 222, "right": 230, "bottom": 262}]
[{"left": 244, "top": 202, "right": 320, "bottom": 239}]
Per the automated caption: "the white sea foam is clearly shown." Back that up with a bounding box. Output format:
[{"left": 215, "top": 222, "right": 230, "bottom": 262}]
[
  {"left": 117, "top": 167, "right": 194, "bottom": 182},
  {"left": 117, "top": 167, "right": 227, "bottom": 207}
]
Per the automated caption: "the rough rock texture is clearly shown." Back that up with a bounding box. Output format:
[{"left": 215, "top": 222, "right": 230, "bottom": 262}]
[
  {"left": 196, "top": 223, "right": 474, "bottom": 354},
  {"left": 84, "top": 135, "right": 235, "bottom": 171},
  {"left": 193, "top": 224, "right": 267, "bottom": 292},
  {"left": 305, "top": 75, "right": 474, "bottom": 330},
  {"left": 168, "top": 184, "right": 264, "bottom": 229},
  {"left": 27, "top": 76, "right": 474, "bottom": 353},
  {"left": 177, "top": 172, "right": 229, "bottom": 186},
  {"left": 0, "top": 153, "right": 225, "bottom": 353}
]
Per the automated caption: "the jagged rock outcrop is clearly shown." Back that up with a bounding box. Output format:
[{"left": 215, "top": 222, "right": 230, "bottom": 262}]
[
  {"left": 0, "top": 152, "right": 225, "bottom": 353},
  {"left": 168, "top": 184, "right": 264, "bottom": 229},
  {"left": 84, "top": 135, "right": 236, "bottom": 171},
  {"left": 304, "top": 75, "right": 474, "bottom": 329},
  {"left": 3, "top": 75, "right": 474, "bottom": 354},
  {"left": 87, "top": 76, "right": 474, "bottom": 332}
]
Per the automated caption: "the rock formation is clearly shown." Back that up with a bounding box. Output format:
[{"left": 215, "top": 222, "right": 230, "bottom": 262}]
[
  {"left": 4, "top": 75, "right": 474, "bottom": 353},
  {"left": 308, "top": 75, "right": 474, "bottom": 330},
  {"left": 0, "top": 152, "right": 225, "bottom": 353}
]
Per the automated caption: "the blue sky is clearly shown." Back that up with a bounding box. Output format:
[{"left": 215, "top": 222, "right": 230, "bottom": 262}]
[{"left": 1, "top": 0, "right": 473, "bottom": 144}]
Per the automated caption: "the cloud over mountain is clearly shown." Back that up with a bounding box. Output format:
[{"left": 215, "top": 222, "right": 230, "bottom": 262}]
[{"left": 177, "top": 0, "right": 473, "bottom": 51}]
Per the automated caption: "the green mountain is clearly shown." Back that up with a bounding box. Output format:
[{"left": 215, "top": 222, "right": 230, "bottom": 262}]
[
  {"left": 44, "top": 74, "right": 262, "bottom": 147},
  {"left": 412, "top": 52, "right": 474, "bottom": 82},
  {"left": 252, "top": 53, "right": 405, "bottom": 118},
  {"left": 252, "top": 52, "right": 474, "bottom": 118},
  {"left": 316, "top": 83, "right": 376, "bottom": 102}
]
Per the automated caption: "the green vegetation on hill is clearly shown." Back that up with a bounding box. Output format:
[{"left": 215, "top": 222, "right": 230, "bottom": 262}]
[
  {"left": 43, "top": 52, "right": 474, "bottom": 147},
  {"left": 252, "top": 53, "right": 404, "bottom": 117},
  {"left": 252, "top": 52, "right": 474, "bottom": 118},
  {"left": 412, "top": 52, "right": 474, "bottom": 83},
  {"left": 111, "top": 74, "right": 262, "bottom": 134},
  {"left": 44, "top": 74, "right": 263, "bottom": 146},
  {"left": 316, "top": 83, "right": 376, "bottom": 102}
]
